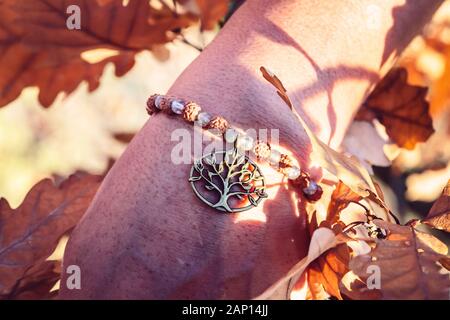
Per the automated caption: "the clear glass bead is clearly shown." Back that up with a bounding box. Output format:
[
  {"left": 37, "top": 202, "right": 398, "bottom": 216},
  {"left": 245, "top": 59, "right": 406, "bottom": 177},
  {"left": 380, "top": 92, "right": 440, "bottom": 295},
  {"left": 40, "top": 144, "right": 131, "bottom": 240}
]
[
  {"left": 197, "top": 112, "right": 212, "bottom": 127},
  {"left": 236, "top": 135, "right": 254, "bottom": 151},
  {"left": 155, "top": 95, "right": 162, "bottom": 109},
  {"left": 303, "top": 180, "right": 318, "bottom": 195},
  {"left": 171, "top": 100, "right": 185, "bottom": 115},
  {"left": 224, "top": 128, "right": 238, "bottom": 143},
  {"left": 268, "top": 150, "right": 281, "bottom": 166},
  {"left": 286, "top": 166, "right": 301, "bottom": 180}
]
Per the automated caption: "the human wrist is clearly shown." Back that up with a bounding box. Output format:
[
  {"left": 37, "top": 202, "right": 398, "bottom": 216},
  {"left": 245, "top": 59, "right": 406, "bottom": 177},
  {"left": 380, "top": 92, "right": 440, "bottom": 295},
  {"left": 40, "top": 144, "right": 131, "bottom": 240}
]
[{"left": 147, "top": 93, "right": 323, "bottom": 210}]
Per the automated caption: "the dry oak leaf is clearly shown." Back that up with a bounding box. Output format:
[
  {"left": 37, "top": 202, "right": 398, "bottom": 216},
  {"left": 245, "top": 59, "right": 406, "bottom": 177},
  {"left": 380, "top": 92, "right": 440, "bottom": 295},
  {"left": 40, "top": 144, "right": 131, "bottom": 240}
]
[
  {"left": 356, "top": 68, "right": 434, "bottom": 150},
  {"left": 0, "top": 0, "right": 196, "bottom": 108},
  {"left": 2, "top": 260, "right": 60, "bottom": 300},
  {"left": 341, "top": 120, "right": 394, "bottom": 168},
  {"left": 305, "top": 243, "right": 351, "bottom": 300},
  {"left": 340, "top": 270, "right": 382, "bottom": 300},
  {"left": 260, "top": 66, "right": 294, "bottom": 109},
  {"left": 346, "top": 220, "right": 450, "bottom": 300},
  {"left": 422, "top": 179, "right": 450, "bottom": 232},
  {"left": 327, "top": 181, "right": 362, "bottom": 225},
  {"left": 302, "top": 184, "right": 355, "bottom": 300},
  {"left": 255, "top": 228, "right": 346, "bottom": 300},
  {"left": 440, "top": 257, "right": 450, "bottom": 271},
  {"left": 177, "top": 0, "right": 230, "bottom": 30},
  {"left": 0, "top": 173, "right": 102, "bottom": 298},
  {"left": 289, "top": 201, "right": 365, "bottom": 300}
]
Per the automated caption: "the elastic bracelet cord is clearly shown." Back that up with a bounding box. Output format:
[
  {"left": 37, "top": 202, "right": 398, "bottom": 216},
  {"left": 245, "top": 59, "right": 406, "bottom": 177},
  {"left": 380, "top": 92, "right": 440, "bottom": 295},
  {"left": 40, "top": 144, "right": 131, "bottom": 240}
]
[{"left": 147, "top": 94, "right": 323, "bottom": 206}]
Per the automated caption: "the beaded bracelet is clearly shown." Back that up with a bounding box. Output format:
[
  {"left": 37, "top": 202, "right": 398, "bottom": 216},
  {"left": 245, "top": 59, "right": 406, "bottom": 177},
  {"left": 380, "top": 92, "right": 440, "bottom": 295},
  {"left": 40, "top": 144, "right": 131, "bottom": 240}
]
[{"left": 147, "top": 94, "right": 322, "bottom": 213}]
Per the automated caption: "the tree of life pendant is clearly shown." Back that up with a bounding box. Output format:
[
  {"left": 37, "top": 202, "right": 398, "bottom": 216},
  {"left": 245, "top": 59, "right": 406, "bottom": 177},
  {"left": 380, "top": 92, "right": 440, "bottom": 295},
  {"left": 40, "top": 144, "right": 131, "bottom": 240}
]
[{"left": 189, "top": 144, "right": 267, "bottom": 213}]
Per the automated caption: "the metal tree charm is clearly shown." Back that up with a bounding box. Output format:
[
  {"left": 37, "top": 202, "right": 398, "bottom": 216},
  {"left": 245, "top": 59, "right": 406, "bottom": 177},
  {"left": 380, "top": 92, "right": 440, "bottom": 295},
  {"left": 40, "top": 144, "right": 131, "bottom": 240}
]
[{"left": 189, "top": 144, "right": 267, "bottom": 213}]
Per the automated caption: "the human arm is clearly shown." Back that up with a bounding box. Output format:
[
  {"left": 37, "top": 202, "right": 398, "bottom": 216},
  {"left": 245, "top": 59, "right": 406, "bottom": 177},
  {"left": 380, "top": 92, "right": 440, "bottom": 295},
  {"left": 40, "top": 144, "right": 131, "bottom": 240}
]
[{"left": 60, "top": 0, "right": 443, "bottom": 299}]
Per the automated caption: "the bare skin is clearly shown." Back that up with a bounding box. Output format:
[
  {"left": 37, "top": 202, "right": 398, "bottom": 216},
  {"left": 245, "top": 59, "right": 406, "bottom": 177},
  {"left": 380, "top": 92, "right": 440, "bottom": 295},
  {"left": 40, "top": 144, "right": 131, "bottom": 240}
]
[{"left": 60, "top": 0, "right": 443, "bottom": 299}]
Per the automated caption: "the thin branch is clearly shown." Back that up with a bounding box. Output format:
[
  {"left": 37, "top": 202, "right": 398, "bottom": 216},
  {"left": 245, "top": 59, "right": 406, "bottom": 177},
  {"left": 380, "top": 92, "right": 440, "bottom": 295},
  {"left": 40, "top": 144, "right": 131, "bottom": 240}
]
[
  {"left": 177, "top": 33, "right": 203, "bottom": 52},
  {"left": 343, "top": 221, "right": 366, "bottom": 233},
  {"left": 350, "top": 200, "right": 371, "bottom": 215}
]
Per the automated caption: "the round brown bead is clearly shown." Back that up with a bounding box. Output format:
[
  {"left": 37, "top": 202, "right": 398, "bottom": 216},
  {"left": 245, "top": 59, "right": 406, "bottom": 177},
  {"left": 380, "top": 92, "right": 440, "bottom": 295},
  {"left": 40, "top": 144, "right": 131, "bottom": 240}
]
[
  {"left": 279, "top": 154, "right": 295, "bottom": 169},
  {"left": 159, "top": 96, "right": 173, "bottom": 113},
  {"left": 182, "top": 102, "right": 202, "bottom": 122},
  {"left": 206, "top": 116, "right": 230, "bottom": 134},
  {"left": 289, "top": 174, "right": 309, "bottom": 190},
  {"left": 253, "top": 142, "right": 271, "bottom": 160},
  {"left": 146, "top": 94, "right": 160, "bottom": 115}
]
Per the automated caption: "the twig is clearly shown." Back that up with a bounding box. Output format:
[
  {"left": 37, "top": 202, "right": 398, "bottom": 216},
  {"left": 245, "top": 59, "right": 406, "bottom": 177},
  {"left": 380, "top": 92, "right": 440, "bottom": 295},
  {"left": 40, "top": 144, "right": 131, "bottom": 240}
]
[
  {"left": 350, "top": 200, "right": 371, "bottom": 215},
  {"left": 178, "top": 33, "right": 203, "bottom": 52},
  {"left": 343, "top": 221, "right": 366, "bottom": 233}
]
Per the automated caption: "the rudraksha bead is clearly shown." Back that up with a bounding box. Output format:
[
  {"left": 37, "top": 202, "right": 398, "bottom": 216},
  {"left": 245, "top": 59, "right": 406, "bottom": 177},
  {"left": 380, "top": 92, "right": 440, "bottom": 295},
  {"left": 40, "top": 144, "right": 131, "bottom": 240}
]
[
  {"left": 253, "top": 142, "right": 271, "bottom": 160},
  {"left": 159, "top": 96, "right": 173, "bottom": 113},
  {"left": 146, "top": 94, "right": 160, "bottom": 115},
  {"left": 279, "top": 154, "right": 295, "bottom": 169},
  {"left": 206, "top": 116, "right": 229, "bottom": 134},
  {"left": 182, "top": 102, "right": 202, "bottom": 122}
]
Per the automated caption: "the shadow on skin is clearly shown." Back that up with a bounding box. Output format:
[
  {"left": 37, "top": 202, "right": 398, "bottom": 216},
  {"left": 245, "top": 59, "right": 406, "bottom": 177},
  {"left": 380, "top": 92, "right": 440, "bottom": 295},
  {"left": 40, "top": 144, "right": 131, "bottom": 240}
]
[
  {"left": 253, "top": 17, "right": 379, "bottom": 145},
  {"left": 381, "top": 0, "right": 444, "bottom": 67}
]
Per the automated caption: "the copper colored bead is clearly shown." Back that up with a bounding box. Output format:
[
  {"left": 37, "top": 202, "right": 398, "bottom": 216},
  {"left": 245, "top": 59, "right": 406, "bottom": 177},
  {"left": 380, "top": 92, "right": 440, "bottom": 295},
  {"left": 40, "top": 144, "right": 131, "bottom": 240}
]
[
  {"left": 279, "top": 154, "right": 295, "bottom": 169},
  {"left": 159, "top": 96, "right": 173, "bottom": 113},
  {"left": 207, "top": 116, "right": 230, "bottom": 134},
  {"left": 253, "top": 142, "right": 271, "bottom": 160},
  {"left": 146, "top": 94, "right": 160, "bottom": 115},
  {"left": 289, "top": 174, "right": 309, "bottom": 190},
  {"left": 182, "top": 102, "right": 201, "bottom": 122}
]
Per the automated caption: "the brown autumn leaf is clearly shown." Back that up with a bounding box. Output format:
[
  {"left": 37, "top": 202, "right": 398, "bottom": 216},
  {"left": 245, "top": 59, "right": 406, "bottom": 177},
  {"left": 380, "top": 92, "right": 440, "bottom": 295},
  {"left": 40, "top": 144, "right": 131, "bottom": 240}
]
[
  {"left": 255, "top": 228, "right": 345, "bottom": 300},
  {"left": 0, "top": 172, "right": 102, "bottom": 298},
  {"left": 340, "top": 271, "right": 382, "bottom": 300},
  {"left": 260, "top": 66, "right": 294, "bottom": 109},
  {"left": 422, "top": 179, "right": 450, "bottom": 232},
  {"left": 356, "top": 68, "right": 434, "bottom": 150},
  {"left": 305, "top": 270, "right": 329, "bottom": 300},
  {"left": 195, "top": 0, "right": 229, "bottom": 30},
  {"left": 341, "top": 121, "right": 394, "bottom": 168},
  {"left": 0, "top": 0, "right": 196, "bottom": 108},
  {"left": 346, "top": 220, "right": 450, "bottom": 300},
  {"left": 327, "top": 181, "right": 362, "bottom": 225},
  {"left": 440, "top": 257, "right": 450, "bottom": 271},
  {"left": 2, "top": 260, "right": 60, "bottom": 300},
  {"left": 306, "top": 243, "right": 350, "bottom": 300}
]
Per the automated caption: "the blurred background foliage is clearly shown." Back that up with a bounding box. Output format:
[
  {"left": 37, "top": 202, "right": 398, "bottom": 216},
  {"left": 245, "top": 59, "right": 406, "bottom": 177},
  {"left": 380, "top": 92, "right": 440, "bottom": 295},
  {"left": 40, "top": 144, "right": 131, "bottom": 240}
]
[
  {"left": 0, "top": 33, "right": 212, "bottom": 207},
  {"left": 381, "top": 2, "right": 450, "bottom": 225}
]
